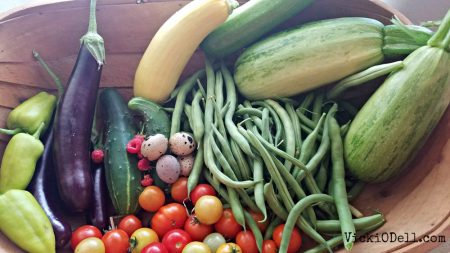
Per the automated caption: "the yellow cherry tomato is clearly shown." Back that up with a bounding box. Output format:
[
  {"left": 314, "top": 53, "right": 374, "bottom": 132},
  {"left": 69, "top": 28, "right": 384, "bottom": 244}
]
[
  {"left": 75, "top": 237, "right": 105, "bottom": 253},
  {"left": 182, "top": 241, "right": 211, "bottom": 253},
  {"left": 130, "top": 228, "right": 159, "bottom": 253},
  {"left": 216, "top": 243, "right": 242, "bottom": 253},
  {"left": 194, "top": 195, "right": 223, "bottom": 225}
]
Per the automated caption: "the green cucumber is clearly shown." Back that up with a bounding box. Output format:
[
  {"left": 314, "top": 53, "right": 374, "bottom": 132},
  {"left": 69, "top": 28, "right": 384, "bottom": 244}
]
[
  {"left": 100, "top": 88, "right": 143, "bottom": 215},
  {"left": 200, "top": 0, "right": 314, "bottom": 59},
  {"left": 128, "top": 97, "right": 170, "bottom": 137}
]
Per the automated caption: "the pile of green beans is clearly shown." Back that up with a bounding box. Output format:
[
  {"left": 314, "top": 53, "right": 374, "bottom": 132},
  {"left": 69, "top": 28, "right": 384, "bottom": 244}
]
[{"left": 166, "top": 58, "right": 384, "bottom": 253}]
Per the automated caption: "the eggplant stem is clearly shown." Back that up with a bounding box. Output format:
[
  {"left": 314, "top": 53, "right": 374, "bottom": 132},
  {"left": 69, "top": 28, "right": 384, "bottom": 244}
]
[
  {"left": 32, "top": 50, "right": 64, "bottom": 98},
  {"left": 80, "top": 0, "right": 105, "bottom": 66},
  {"left": 0, "top": 128, "right": 22, "bottom": 135}
]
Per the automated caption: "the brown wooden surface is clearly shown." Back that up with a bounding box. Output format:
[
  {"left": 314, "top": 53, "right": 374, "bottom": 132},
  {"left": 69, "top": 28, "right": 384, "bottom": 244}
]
[{"left": 0, "top": 0, "right": 448, "bottom": 253}]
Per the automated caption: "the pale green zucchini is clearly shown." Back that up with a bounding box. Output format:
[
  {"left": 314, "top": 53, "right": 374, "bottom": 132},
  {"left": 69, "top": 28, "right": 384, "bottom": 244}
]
[
  {"left": 234, "top": 17, "right": 432, "bottom": 100},
  {"left": 344, "top": 10, "right": 450, "bottom": 183}
]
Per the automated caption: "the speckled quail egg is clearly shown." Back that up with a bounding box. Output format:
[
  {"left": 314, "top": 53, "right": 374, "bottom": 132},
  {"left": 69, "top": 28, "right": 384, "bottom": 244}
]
[
  {"left": 141, "top": 134, "right": 168, "bottom": 161},
  {"left": 169, "top": 132, "right": 196, "bottom": 156},
  {"left": 178, "top": 154, "right": 195, "bottom": 176},
  {"left": 156, "top": 155, "right": 180, "bottom": 184}
]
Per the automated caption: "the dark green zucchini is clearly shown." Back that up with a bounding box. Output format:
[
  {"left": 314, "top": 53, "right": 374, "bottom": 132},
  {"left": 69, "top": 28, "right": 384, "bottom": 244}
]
[{"left": 100, "top": 88, "right": 143, "bottom": 215}]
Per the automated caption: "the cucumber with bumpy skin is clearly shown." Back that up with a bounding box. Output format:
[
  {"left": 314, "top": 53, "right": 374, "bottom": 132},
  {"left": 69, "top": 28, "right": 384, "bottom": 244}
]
[
  {"left": 128, "top": 97, "right": 170, "bottom": 138},
  {"left": 100, "top": 88, "right": 143, "bottom": 215}
]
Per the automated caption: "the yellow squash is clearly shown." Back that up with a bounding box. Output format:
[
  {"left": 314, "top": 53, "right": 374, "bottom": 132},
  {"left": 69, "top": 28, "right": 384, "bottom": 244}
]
[{"left": 134, "top": 0, "right": 237, "bottom": 104}]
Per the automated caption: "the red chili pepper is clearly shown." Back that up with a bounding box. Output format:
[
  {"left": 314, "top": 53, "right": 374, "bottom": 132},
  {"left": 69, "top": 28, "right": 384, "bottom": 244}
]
[
  {"left": 91, "top": 149, "right": 104, "bottom": 164},
  {"left": 138, "top": 159, "right": 151, "bottom": 171},
  {"left": 141, "top": 175, "right": 154, "bottom": 187},
  {"left": 126, "top": 137, "right": 143, "bottom": 154}
]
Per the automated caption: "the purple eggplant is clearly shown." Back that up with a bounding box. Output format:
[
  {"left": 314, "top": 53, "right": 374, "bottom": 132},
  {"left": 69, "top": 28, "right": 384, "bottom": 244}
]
[
  {"left": 52, "top": 0, "right": 105, "bottom": 212},
  {"left": 29, "top": 129, "right": 72, "bottom": 248},
  {"left": 88, "top": 162, "right": 109, "bottom": 230}
]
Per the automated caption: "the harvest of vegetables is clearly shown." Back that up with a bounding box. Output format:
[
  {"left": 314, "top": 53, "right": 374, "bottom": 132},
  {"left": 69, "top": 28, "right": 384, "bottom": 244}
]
[{"left": 0, "top": 0, "right": 449, "bottom": 252}]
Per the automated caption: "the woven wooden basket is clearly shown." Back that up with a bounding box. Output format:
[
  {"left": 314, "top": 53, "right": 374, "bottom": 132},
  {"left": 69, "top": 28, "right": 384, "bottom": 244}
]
[{"left": 0, "top": 0, "right": 449, "bottom": 252}]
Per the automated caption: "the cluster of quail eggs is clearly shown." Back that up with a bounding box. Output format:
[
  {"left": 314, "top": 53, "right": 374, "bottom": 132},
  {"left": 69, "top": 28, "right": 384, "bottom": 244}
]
[{"left": 140, "top": 132, "right": 196, "bottom": 184}]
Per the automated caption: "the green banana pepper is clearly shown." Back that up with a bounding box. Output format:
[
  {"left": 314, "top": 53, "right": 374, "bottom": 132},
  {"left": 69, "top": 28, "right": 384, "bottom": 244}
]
[
  {"left": 0, "top": 190, "right": 55, "bottom": 253},
  {"left": 0, "top": 123, "right": 45, "bottom": 193},
  {"left": 6, "top": 91, "right": 56, "bottom": 134}
]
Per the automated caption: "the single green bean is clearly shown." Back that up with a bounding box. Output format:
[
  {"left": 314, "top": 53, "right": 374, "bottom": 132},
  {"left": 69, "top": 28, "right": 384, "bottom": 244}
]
[
  {"left": 261, "top": 108, "right": 273, "bottom": 144},
  {"left": 191, "top": 90, "right": 205, "bottom": 143},
  {"left": 327, "top": 61, "right": 404, "bottom": 99},
  {"left": 329, "top": 114, "right": 355, "bottom": 250},
  {"left": 316, "top": 213, "right": 384, "bottom": 233},
  {"left": 235, "top": 107, "right": 263, "bottom": 118},
  {"left": 171, "top": 70, "right": 205, "bottom": 136},
  {"left": 263, "top": 183, "right": 288, "bottom": 220},
  {"left": 280, "top": 194, "right": 334, "bottom": 253},
  {"left": 221, "top": 64, "right": 254, "bottom": 157},
  {"left": 227, "top": 186, "right": 246, "bottom": 228},
  {"left": 349, "top": 204, "right": 364, "bottom": 218},
  {"left": 312, "top": 94, "right": 324, "bottom": 124},
  {"left": 187, "top": 144, "right": 204, "bottom": 197},
  {"left": 182, "top": 104, "right": 193, "bottom": 133},
  {"left": 213, "top": 100, "right": 227, "bottom": 138},
  {"left": 215, "top": 70, "right": 224, "bottom": 109},
  {"left": 204, "top": 57, "right": 215, "bottom": 137},
  {"left": 299, "top": 113, "right": 326, "bottom": 165},
  {"left": 285, "top": 102, "right": 302, "bottom": 158},
  {"left": 253, "top": 157, "right": 267, "bottom": 222},
  {"left": 315, "top": 155, "right": 329, "bottom": 193},
  {"left": 244, "top": 211, "right": 264, "bottom": 252}
]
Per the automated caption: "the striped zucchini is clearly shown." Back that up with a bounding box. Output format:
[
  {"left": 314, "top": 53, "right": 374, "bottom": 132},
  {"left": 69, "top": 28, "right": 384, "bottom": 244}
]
[
  {"left": 100, "top": 88, "right": 143, "bottom": 215},
  {"left": 234, "top": 17, "right": 432, "bottom": 99},
  {"left": 344, "top": 11, "right": 450, "bottom": 183}
]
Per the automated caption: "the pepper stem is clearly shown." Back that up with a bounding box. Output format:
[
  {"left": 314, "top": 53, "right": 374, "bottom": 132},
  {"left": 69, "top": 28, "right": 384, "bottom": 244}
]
[
  {"left": 80, "top": 0, "right": 105, "bottom": 66},
  {"left": 32, "top": 50, "right": 64, "bottom": 98},
  {"left": 32, "top": 122, "right": 46, "bottom": 139},
  {"left": 0, "top": 128, "right": 22, "bottom": 135},
  {"left": 428, "top": 9, "right": 450, "bottom": 50}
]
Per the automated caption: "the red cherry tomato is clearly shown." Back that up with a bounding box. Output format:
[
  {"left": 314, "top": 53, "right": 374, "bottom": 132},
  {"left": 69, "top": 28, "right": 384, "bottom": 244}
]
[
  {"left": 141, "top": 242, "right": 169, "bottom": 253},
  {"left": 151, "top": 203, "right": 188, "bottom": 238},
  {"left": 183, "top": 215, "right": 214, "bottom": 241},
  {"left": 71, "top": 225, "right": 103, "bottom": 250},
  {"left": 262, "top": 240, "right": 277, "bottom": 253},
  {"left": 248, "top": 211, "right": 268, "bottom": 233},
  {"left": 272, "top": 224, "right": 302, "bottom": 253},
  {"left": 102, "top": 229, "right": 129, "bottom": 253},
  {"left": 118, "top": 215, "right": 142, "bottom": 237},
  {"left": 236, "top": 231, "right": 258, "bottom": 253},
  {"left": 171, "top": 177, "right": 188, "bottom": 203},
  {"left": 162, "top": 229, "right": 192, "bottom": 253},
  {"left": 214, "top": 208, "right": 242, "bottom": 239},
  {"left": 190, "top": 184, "right": 216, "bottom": 204}
]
